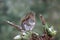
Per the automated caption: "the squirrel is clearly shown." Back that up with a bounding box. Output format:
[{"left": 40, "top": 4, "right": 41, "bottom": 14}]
[{"left": 21, "top": 11, "right": 36, "bottom": 32}]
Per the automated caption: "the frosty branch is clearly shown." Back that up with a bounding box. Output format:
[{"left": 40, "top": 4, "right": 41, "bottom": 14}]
[
  {"left": 5, "top": 12, "right": 57, "bottom": 40},
  {"left": 5, "top": 20, "right": 22, "bottom": 31}
]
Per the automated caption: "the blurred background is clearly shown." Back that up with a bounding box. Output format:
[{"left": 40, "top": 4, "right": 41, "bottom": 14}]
[{"left": 0, "top": 0, "right": 60, "bottom": 40}]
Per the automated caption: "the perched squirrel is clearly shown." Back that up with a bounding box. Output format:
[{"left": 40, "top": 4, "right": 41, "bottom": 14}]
[{"left": 21, "top": 11, "right": 36, "bottom": 32}]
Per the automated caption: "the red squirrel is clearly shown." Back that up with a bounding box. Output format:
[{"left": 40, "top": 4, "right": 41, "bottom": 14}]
[{"left": 21, "top": 11, "right": 36, "bottom": 32}]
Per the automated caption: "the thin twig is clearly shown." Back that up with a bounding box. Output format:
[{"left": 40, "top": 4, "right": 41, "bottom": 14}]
[
  {"left": 39, "top": 14, "right": 47, "bottom": 33},
  {"left": 39, "top": 14, "right": 46, "bottom": 25},
  {"left": 5, "top": 20, "right": 22, "bottom": 31}
]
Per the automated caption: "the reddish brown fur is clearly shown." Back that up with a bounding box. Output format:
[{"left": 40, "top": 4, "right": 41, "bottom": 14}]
[{"left": 21, "top": 11, "right": 35, "bottom": 24}]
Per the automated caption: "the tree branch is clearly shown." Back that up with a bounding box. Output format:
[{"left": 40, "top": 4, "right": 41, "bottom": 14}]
[{"left": 5, "top": 20, "right": 22, "bottom": 31}]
